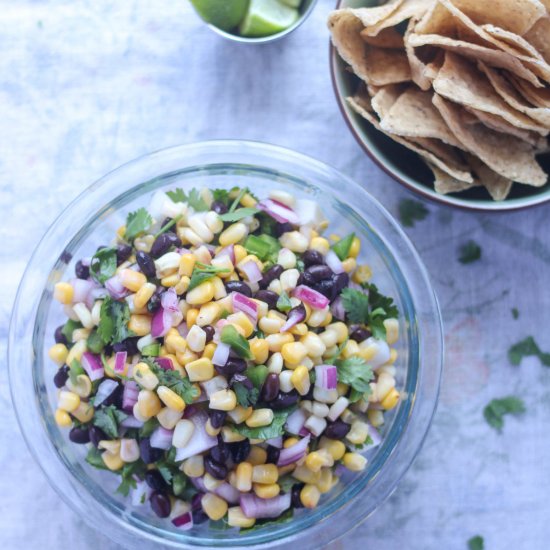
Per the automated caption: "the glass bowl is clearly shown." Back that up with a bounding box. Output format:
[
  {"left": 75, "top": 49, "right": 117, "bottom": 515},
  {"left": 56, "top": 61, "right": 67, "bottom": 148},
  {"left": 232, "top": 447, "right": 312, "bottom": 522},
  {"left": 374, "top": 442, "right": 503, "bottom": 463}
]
[{"left": 8, "top": 140, "right": 443, "bottom": 549}]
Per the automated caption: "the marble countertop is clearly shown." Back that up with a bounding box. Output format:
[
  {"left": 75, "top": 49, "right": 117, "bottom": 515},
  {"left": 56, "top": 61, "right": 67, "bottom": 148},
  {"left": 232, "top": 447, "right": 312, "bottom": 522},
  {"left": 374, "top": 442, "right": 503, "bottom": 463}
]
[{"left": 1, "top": 1, "right": 549, "bottom": 549}]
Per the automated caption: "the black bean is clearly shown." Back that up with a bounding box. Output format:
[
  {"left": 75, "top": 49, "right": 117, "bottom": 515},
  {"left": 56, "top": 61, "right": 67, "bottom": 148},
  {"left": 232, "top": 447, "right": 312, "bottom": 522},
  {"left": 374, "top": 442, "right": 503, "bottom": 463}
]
[
  {"left": 228, "top": 439, "right": 251, "bottom": 463},
  {"left": 332, "top": 272, "right": 350, "bottom": 296},
  {"left": 210, "top": 410, "right": 227, "bottom": 430},
  {"left": 254, "top": 289, "right": 278, "bottom": 310},
  {"left": 192, "top": 508, "right": 209, "bottom": 524},
  {"left": 313, "top": 279, "right": 333, "bottom": 300},
  {"left": 60, "top": 250, "right": 72, "bottom": 264},
  {"left": 266, "top": 445, "right": 280, "bottom": 465},
  {"left": 303, "top": 249, "right": 325, "bottom": 267},
  {"left": 324, "top": 420, "right": 351, "bottom": 440},
  {"left": 203, "top": 325, "right": 215, "bottom": 343},
  {"left": 147, "top": 290, "right": 162, "bottom": 313},
  {"left": 260, "top": 373, "right": 280, "bottom": 402},
  {"left": 204, "top": 456, "right": 228, "bottom": 480},
  {"left": 211, "top": 200, "right": 228, "bottom": 215},
  {"left": 113, "top": 337, "right": 139, "bottom": 356},
  {"left": 116, "top": 244, "right": 133, "bottom": 264},
  {"left": 145, "top": 470, "right": 169, "bottom": 492},
  {"left": 224, "top": 280, "right": 252, "bottom": 297},
  {"left": 270, "top": 390, "right": 299, "bottom": 410},
  {"left": 215, "top": 357, "right": 247, "bottom": 377},
  {"left": 191, "top": 492, "right": 204, "bottom": 511},
  {"left": 210, "top": 437, "right": 230, "bottom": 464},
  {"left": 69, "top": 426, "right": 90, "bottom": 444},
  {"left": 274, "top": 222, "right": 294, "bottom": 237},
  {"left": 140, "top": 437, "right": 163, "bottom": 464},
  {"left": 305, "top": 264, "right": 333, "bottom": 282},
  {"left": 259, "top": 264, "right": 284, "bottom": 289},
  {"left": 75, "top": 260, "right": 90, "bottom": 279},
  {"left": 54, "top": 325, "right": 67, "bottom": 345},
  {"left": 88, "top": 426, "right": 107, "bottom": 448},
  {"left": 53, "top": 365, "right": 69, "bottom": 388},
  {"left": 231, "top": 373, "right": 253, "bottom": 390},
  {"left": 150, "top": 492, "right": 171, "bottom": 518},
  {"left": 291, "top": 484, "right": 305, "bottom": 508},
  {"left": 350, "top": 327, "right": 371, "bottom": 343},
  {"left": 101, "top": 383, "right": 123, "bottom": 408},
  {"left": 151, "top": 232, "right": 180, "bottom": 258},
  {"left": 136, "top": 251, "right": 156, "bottom": 278}
]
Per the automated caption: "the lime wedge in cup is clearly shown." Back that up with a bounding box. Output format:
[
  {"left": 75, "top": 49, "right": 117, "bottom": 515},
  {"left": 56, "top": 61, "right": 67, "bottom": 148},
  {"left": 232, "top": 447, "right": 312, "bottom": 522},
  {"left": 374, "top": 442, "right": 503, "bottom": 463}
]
[
  {"left": 239, "top": 0, "right": 300, "bottom": 37},
  {"left": 189, "top": 0, "right": 249, "bottom": 32}
]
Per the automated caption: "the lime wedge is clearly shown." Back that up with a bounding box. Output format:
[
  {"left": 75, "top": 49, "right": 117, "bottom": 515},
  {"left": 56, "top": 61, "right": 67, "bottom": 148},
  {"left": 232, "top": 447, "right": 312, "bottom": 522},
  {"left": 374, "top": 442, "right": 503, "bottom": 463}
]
[
  {"left": 239, "top": 0, "right": 300, "bottom": 37},
  {"left": 190, "top": 0, "right": 249, "bottom": 32},
  {"left": 279, "top": 0, "right": 302, "bottom": 7}
]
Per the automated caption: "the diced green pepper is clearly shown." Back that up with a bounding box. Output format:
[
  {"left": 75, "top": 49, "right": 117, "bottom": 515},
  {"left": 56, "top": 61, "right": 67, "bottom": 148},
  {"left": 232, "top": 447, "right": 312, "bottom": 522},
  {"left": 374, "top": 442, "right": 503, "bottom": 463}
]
[
  {"left": 331, "top": 232, "right": 355, "bottom": 261},
  {"left": 245, "top": 365, "right": 269, "bottom": 389},
  {"left": 220, "top": 325, "right": 253, "bottom": 359},
  {"left": 142, "top": 343, "right": 161, "bottom": 357}
]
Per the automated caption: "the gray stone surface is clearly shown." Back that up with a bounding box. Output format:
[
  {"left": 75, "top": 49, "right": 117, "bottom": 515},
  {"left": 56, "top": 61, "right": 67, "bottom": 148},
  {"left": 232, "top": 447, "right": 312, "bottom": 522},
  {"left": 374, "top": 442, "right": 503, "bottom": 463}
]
[{"left": 1, "top": 1, "right": 549, "bottom": 549}]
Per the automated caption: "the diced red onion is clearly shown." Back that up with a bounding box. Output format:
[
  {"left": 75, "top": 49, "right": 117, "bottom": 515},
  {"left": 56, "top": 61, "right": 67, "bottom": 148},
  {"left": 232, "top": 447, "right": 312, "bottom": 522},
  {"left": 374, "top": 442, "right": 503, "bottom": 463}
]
[
  {"left": 172, "top": 512, "right": 193, "bottom": 529},
  {"left": 94, "top": 379, "right": 118, "bottom": 407},
  {"left": 298, "top": 427, "right": 310, "bottom": 437},
  {"left": 215, "top": 482, "right": 240, "bottom": 504},
  {"left": 122, "top": 381, "right": 140, "bottom": 412},
  {"left": 232, "top": 292, "right": 258, "bottom": 322},
  {"left": 81, "top": 257, "right": 92, "bottom": 267},
  {"left": 200, "top": 376, "right": 228, "bottom": 398},
  {"left": 152, "top": 288, "right": 183, "bottom": 338},
  {"left": 240, "top": 493, "right": 292, "bottom": 519},
  {"left": 177, "top": 323, "right": 190, "bottom": 338},
  {"left": 131, "top": 479, "right": 152, "bottom": 506},
  {"left": 285, "top": 408, "right": 308, "bottom": 435},
  {"left": 213, "top": 319, "right": 230, "bottom": 343},
  {"left": 331, "top": 296, "right": 345, "bottom": 321},
  {"left": 212, "top": 341, "right": 230, "bottom": 367},
  {"left": 161, "top": 287, "right": 179, "bottom": 312},
  {"left": 120, "top": 415, "right": 144, "bottom": 428},
  {"left": 72, "top": 278, "right": 96, "bottom": 304},
  {"left": 150, "top": 426, "right": 174, "bottom": 450},
  {"left": 105, "top": 274, "right": 130, "bottom": 300},
  {"left": 315, "top": 365, "right": 338, "bottom": 391},
  {"left": 257, "top": 199, "right": 299, "bottom": 225},
  {"left": 215, "top": 244, "right": 235, "bottom": 263},
  {"left": 325, "top": 250, "right": 344, "bottom": 274},
  {"left": 277, "top": 435, "right": 310, "bottom": 467},
  {"left": 81, "top": 352, "right": 104, "bottom": 381},
  {"left": 240, "top": 260, "right": 262, "bottom": 284},
  {"left": 151, "top": 307, "right": 170, "bottom": 338},
  {"left": 156, "top": 357, "right": 174, "bottom": 370},
  {"left": 85, "top": 286, "right": 109, "bottom": 309},
  {"left": 293, "top": 285, "right": 330, "bottom": 310},
  {"left": 266, "top": 436, "right": 283, "bottom": 449},
  {"left": 191, "top": 476, "right": 208, "bottom": 492},
  {"left": 280, "top": 303, "right": 306, "bottom": 333},
  {"left": 175, "top": 411, "right": 217, "bottom": 461},
  {"left": 114, "top": 351, "right": 127, "bottom": 374}
]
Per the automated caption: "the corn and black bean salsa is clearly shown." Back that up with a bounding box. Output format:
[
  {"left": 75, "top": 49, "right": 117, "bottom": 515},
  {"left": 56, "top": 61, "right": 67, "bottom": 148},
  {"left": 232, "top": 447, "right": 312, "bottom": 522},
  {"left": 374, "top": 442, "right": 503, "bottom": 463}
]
[{"left": 49, "top": 186, "right": 401, "bottom": 529}]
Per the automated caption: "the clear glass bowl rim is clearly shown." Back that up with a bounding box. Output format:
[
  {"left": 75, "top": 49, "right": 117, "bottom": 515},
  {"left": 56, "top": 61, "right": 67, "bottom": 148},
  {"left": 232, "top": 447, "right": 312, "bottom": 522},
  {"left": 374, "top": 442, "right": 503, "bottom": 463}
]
[{"left": 8, "top": 140, "right": 443, "bottom": 550}]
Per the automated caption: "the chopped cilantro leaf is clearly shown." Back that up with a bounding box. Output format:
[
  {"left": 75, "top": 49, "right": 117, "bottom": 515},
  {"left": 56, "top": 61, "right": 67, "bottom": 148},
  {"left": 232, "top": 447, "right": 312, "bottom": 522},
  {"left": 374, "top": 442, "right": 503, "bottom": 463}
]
[
  {"left": 483, "top": 396, "right": 525, "bottom": 432},
  {"left": 232, "top": 408, "right": 294, "bottom": 440},
  {"left": 144, "top": 359, "right": 199, "bottom": 404},
  {"left": 459, "top": 240, "right": 482, "bottom": 264},
  {"left": 188, "top": 262, "right": 230, "bottom": 292},
  {"left": 233, "top": 382, "right": 259, "bottom": 408},
  {"left": 85, "top": 447, "right": 109, "bottom": 470},
  {"left": 508, "top": 336, "right": 550, "bottom": 367},
  {"left": 398, "top": 199, "right": 429, "bottom": 228},
  {"left": 125, "top": 208, "right": 152, "bottom": 241},
  {"left": 468, "top": 536, "right": 484, "bottom": 550},
  {"left": 212, "top": 188, "right": 232, "bottom": 204},
  {"left": 219, "top": 208, "right": 259, "bottom": 222},
  {"left": 116, "top": 461, "right": 147, "bottom": 496},
  {"left": 166, "top": 188, "right": 209, "bottom": 212},
  {"left": 90, "top": 247, "right": 117, "bottom": 284},
  {"left": 139, "top": 417, "right": 159, "bottom": 437},
  {"left": 276, "top": 291, "right": 293, "bottom": 312},
  {"left": 335, "top": 356, "right": 373, "bottom": 401},
  {"left": 97, "top": 296, "right": 133, "bottom": 345},
  {"left": 241, "top": 508, "right": 294, "bottom": 532},
  {"left": 93, "top": 405, "right": 128, "bottom": 439}
]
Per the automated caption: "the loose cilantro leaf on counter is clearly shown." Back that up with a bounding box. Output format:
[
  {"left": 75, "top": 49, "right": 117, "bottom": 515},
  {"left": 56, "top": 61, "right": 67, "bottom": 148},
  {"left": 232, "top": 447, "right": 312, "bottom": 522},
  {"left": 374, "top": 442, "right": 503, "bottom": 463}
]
[
  {"left": 116, "top": 461, "right": 147, "bottom": 496},
  {"left": 483, "top": 396, "right": 525, "bottom": 432},
  {"left": 144, "top": 359, "right": 199, "bottom": 404},
  {"left": 85, "top": 447, "right": 109, "bottom": 470},
  {"left": 219, "top": 207, "right": 260, "bottom": 222},
  {"left": 276, "top": 291, "right": 293, "bottom": 312},
  {"left": 232, "top": 408, "right": 294, "bottom": 440},
  {"left": 511, "top": 308, "right": 519, "bottom": 320},
  {"left": 398, "top": 199, "right": 429, "bottom": 227},
  {"left": 508, "top": 336, "right": 550, "bottom": 367},
  {"left": 233, "top": 382, "right": 259, "bottom": 408},
  {"left": 167, "top": 188, "right": 209, "bottom": 211},
  {"left": 90, "top": 247, "right": 117, "bottom": 284},
  {"left": 459, "top": 240, "right": 482, "bottom": 264},
  {"left": 98, "top": 296, "right": 133, "bottom": 344},
  {"left": 125, "top": 207, "right": 152, "bottom": 241},
  {"left": 188, "top": 262, "right": 230, "bottom": 292},
  {"left": 93, "top": 405, "right": 128, "bottom": 439},
  {"left": 468, "top": 536, "right": 484, "bottom": 550},
  {"left": 335, "top": 356, "right": 373, "bottom": 402}
]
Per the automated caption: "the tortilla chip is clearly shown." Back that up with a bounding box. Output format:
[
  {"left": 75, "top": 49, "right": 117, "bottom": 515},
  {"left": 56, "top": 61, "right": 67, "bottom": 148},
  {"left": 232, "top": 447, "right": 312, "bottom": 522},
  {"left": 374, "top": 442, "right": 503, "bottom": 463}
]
[
  {"left": 407, "top": 33, "right": 544, "bottom": 87},
  {"left": 371, "top": 84, "right": 407, "bottom": 118},
  {"left": 379, "top": 86, "right": 465, "bottom": 148},
  {"left": 345, "top": 2, "right": 404, "bottom": 29},
  {"left": 364, "top": 45, "right": 412, "bottom": 85},
  {"left": 478, "top": 62, "right": 550, "bottom": 127},
  {"left": 428, "top": 163, "right": 479, "bottom": 194},
  {"left": 433, "top": 53, "right": 549, "bottom": 135},
  {"left": 347, "top": 91, "right": 474, "bottom": 183},
  {"left": 361, "top": 27, "right": 404, "bottom": 49},
  {"left": 433, "top": 93, "right": 547, "bottom": 186},
  {"left": 482, "top": 24, "right": 544, "bottom": 60},
  {"left": 524, "top": 17, "right": 550, "bottom": 63},
  {"left": 467, "top": 155, "right": 514, "bottom": 200},
  {"left": 512, "top": 75, "right": 550, "bottom": 108},
  {"left": 404, "top": 17, "right": 435, "bottom": 90},
  {"left": 363, "top": 0, "right": 433, "bottom": 37}
]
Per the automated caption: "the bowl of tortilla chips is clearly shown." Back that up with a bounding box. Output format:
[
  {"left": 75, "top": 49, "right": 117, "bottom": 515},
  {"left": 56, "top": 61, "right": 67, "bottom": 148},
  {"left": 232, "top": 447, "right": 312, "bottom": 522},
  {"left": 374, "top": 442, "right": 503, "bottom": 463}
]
[{"left": 329, "top": 0, "right": 550, "bottom": 210}]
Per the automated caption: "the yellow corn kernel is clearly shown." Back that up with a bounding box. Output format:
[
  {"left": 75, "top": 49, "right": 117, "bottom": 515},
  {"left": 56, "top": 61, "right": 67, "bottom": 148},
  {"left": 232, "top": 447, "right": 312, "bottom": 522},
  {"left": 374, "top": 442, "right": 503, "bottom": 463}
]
[
  {"left": 58, "top": 391, "right": 80, "bottom": 412},
  {"left": 119, "top": 269, "right": 147, "bottom": 292},
  {"left": 352, "top": 264, "right": 372, "bottom": 285},
  {"left": 343, "top": 452, "right": 367, "bottom": 472},
  {"left": 251, "top": 463, "right": 278, "bottom": 485},
  {"left": 384, "top": 318, "right": 399, "bottom": 345},
  {"left": 367, "top": 408, "right": 384, "bottom": 428},
  {"left": 72, "top": 401, "right": 94, "bottom": 423},
  {"left": 304, "top": 452, "right": 327, "bottom": 473},
  {"left": 209, "top": 389, "right": 237, "bottom": 411},
  {"left": 185, "top": 357, "right": 214, "bottom": 382},
  {"left": 319, "top": 438, "right": 346, "bottom": 461},
  {"left": 278, "top": 464, "right": 295, "bottom": 477},
  {"left": 227, "top": 311, "right": 254, "bottom": 338},
  {"left": 174, "top": 275, "right": 190, "bottom": 295},
  {"left": 102, "top": 451, "right": 124, "bottom": 471},
  {"left": 342, "top": 258, "right": 357, "bottom": 273},
  {"left": 289, "top": 323, "right": 308, "bottom": 337},
  {"left": 250, "top": 339, "right": 269, "bottom": 364},
  {"left": 134, "top": 283, "right": 156, "bottom": 309},
  {"left": 381, "top": 387, "right": 400, "bottom": 410},
  {"left": 227, "top": 506, "right": 256, "bottom": 528},
  {"left": 300, "top": 484, "right": 321, "bottom": 509},
  {"left": 55, "top": 408, "right": 72, "bottom": 427},
  {"left": 387, "top": 348, "right": 398, "bottom": 365},
  {"left": 235, "top": 462, "right": 253, "bottom": 492},
  {"left": 165, "top": 333, "right": 187, "bottom": 354},
  {"left": 292, "top": 465, "right": 320, "bottom": 484},
  {"left": 157, "top": 407, "right": 183, "bottom": 430},
  {"left": 205, "top": 419, "right": 221, "bottom": 437},
  {"left": 227, "top": 405, "right": 253, "bottom": 424},
  {"left": 266, "top": 333, "right": 294, "bottom": 353},
  {"left": 246, "top": 409, "right": 274, "bottom": 428},
  {"left": 342, "top": 340, "right": 360, "bottom": 358},
  {"left": 284, "top": 437, "right": 299, "bottom": 449},
  {"left": 197, "top": 302, "right": 220, "bottom": 327},
  {"left": 247, "top": 446, "right": 267, "bottom": 466},
  {"left": 161, "top": 274, "right": 180, "bottom": 287},
  {"left": 98, "top": 440, "right": 121, "bottom": 454},
  {"left": 179, "top": 254, "right": 196, "bottom": 277},
  {"left": 72, "top": 327, "right": 91, "bottom": 342},
  {"left": 157, "top": 385, "right": 185, "bottom": 412},
  {"left": 134, "top": 362, "right": 159, "bottom": 390},
  {"left": 137, "top": 389, "right": 162, "bottom": 418},
  {"left": 48, "top": 343, "right": 68, "bottom": 366},
  {"left": 181, "top": 455, "right": 204, "bottom": 477},
  {"left": 358, "top": 344, "right": 378, "bottom": 362},
  {"left": 309, "top": 237, "right": 330, "bottom": 255},
  {"left": 259, "top": 316, "right": 284, "bottom": 334},
  {"left": 349, "top": 236, "right": 361, "bottom": 258},
  {"left": 116, "top": 225, "right": 126, "bottom": 240},
  {"left": 346, "top": 421, "right": 369, "bottom": 445},
  {"left": 128, "top": 314, "right": 151, "bottom": 337},
  {"left": 66, "top": 374, "right": 92, "bottom": 398},
  {"left": 203, "top": 342, "right": 216, "bottom": 360},
  {"left": 241, "top": 192, "right": 257, "bottom": 208},
  {"left": 281, "top": 342, "right": 308, "bottom": 367},
  {"left": 186, "top": 281, "right": 215, "bottom": 305},
  {"left": 291, "top": 365, "right": 310, "bottom": 396},
  {"left": 53, "top": 282, "right": 73, "bottom": 304},
  {"left": 254, "top": 483, "right": 280, "bottom": 499},
  {"left": 317, "top": 468, "right": 333, "bottom": 494},
  {"left": 327, "top": 322, "right": 349, "bottom": 344},
  {"left": 319, "top": 311, "right": 333, "bottom": 327},
  {"left": 219, "top": 223, "right": 248, "bottom": 247},
  {"left": 233, "top": 244, "right": 247, "bottom": 264},
  {"left": 177, "top": 349, "right": 198, "bottom": 367},
  {"left": 186, "top": 308, "right": 199, "bottom": 328}
]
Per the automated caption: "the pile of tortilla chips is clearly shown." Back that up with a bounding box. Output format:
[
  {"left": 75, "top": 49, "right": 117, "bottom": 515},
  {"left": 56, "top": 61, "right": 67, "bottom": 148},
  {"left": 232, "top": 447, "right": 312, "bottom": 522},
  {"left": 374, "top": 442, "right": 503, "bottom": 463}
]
[{"left": 329, "top": 0, "right": 550, "bottom": 200}]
